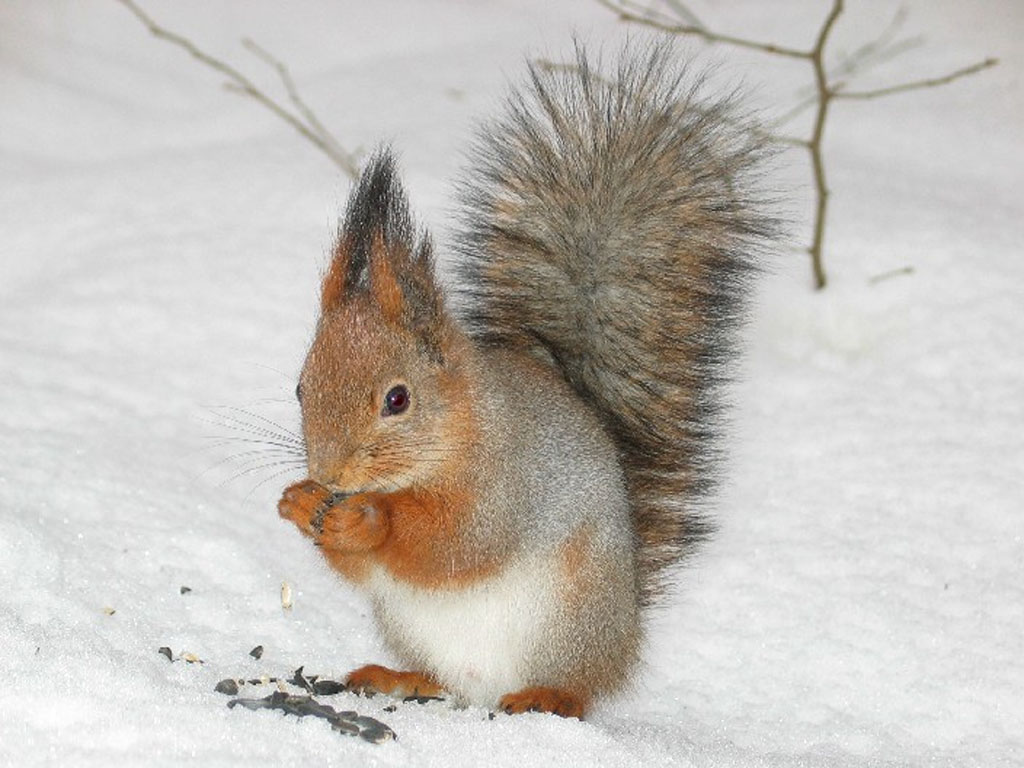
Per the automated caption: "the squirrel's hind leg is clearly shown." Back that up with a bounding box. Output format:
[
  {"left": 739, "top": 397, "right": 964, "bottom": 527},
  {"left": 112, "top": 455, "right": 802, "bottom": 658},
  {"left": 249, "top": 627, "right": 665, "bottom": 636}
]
[
  {"left": 499, "top": 686, "right": 587, "bottom": 719},
  {"left": 345, "top": 664, "right": 444, "bottom": 699}
]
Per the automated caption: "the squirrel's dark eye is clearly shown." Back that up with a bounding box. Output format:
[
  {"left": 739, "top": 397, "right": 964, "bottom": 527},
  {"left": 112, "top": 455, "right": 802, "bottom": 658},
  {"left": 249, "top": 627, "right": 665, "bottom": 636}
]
[
  {"left": 295, "top": 383, "right": 303, "bottom": 403},
  {"left": 383, "top": 384, "right": 410, "bottom": 416}
]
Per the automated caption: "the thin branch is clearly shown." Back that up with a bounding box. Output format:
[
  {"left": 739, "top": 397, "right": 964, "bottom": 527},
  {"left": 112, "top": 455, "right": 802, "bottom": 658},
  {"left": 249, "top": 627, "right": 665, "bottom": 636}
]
[
  {"left": 593, "top": 0, "right": 811, "bottom": 60},
  {"left": 597, "top": 0, "right": 997, "bottom": 291},
  {"left": 868, "top": 266, "right": 915, "bottom": 284},
  {"left": 658, "top": 0, "right": 705, "bottom": 29},
  {"left": 834, "top": 57, "right": 998, "bottom": 100},
  {"left": 115, "top": 0, "right": 359, "bottom": 179},
  {"left": 770, "top": 92, "right": 820, "bottom": 129},
  {"left": 533, "top": 58, "right": 614, "bottom": 87},
  {"left": 805, "top": 0, "right": 844, "bottom": 290},
  {"left": 769, "top": 9, "right": 921, "bottom": 130},
  {"left": 241, "top": 38, "right": 360, "bottom": 171},
  {"left": 617, "top": 0, "right": 695, "bottom": 31},
  {"left": 832, "top": 7, "right": 920, "bottom": 81}
]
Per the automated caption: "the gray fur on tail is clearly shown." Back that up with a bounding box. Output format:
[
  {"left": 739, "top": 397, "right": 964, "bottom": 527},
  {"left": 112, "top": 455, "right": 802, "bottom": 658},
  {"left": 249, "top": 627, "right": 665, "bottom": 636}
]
[{"left": 453, "top": 43, "right": 776, "bottom": 605}]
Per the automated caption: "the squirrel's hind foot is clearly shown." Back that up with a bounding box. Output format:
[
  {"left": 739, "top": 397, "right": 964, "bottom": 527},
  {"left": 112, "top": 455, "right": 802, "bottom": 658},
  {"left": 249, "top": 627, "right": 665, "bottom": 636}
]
[
  {"left": 345, "top": 664, "right": 444, "bottom": 699},
  {"left": 499, "top": 686, "right": 586, "bottom": 719}
]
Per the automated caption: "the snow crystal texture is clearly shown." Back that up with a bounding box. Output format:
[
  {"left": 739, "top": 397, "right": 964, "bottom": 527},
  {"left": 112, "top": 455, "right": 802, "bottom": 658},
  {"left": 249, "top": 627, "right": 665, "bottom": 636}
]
[{"left": 1, "top": 1, "right": 1021, "bottom": 766}]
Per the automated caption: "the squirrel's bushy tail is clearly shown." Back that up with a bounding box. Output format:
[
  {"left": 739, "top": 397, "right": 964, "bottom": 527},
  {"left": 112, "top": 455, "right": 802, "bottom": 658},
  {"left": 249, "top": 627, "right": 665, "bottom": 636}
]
[{"left": 453, "top": 43, "right": 775, "bottom": 605}]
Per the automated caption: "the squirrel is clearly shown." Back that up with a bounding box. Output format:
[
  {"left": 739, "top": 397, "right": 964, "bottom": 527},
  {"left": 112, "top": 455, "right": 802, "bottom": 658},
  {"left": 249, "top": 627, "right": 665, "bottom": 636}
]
[{"left": 277, "top": 43, "right": 773, "bottom": 719}]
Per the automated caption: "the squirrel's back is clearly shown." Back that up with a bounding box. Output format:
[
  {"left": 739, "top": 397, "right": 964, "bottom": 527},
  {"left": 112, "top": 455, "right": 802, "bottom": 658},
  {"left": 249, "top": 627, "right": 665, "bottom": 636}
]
[{"left": 454, "top": 43, "right": 775, "bottom": 604}]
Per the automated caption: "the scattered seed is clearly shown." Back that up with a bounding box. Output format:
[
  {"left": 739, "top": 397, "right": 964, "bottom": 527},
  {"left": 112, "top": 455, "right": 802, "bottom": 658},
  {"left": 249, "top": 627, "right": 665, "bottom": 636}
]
[
  {"left": 226, "top": 691, "right": 396, "bottom": 744},
  {"left": 383, "top": 705, "right": 397, "bottom": 713},
  {"left": 353, "top": 715, "right": 385, "bottom": 729},
  {"left": 180, "top": 586, "right": 192, "bottom": 595},
  {"left": 312, "top": 680, "right": 346, "bottom": 695},
  {"left": 103, "top": 607, "right": 116, "bottom": 616},
  {"left": 158, "top": 647, "right": 173, "bottom": 662},
  {"left": 215, "top": 679, "right": 240, "bottom": 695},
  {"left": 332, "top": 719, "right": 360, "bottom": 736},
  {"left": 402, "top": 694, "right": 444, "bottom": 705},
  {"left": 359, "top": 725, "right": 395, "bottom": 744},
  {"left": 181, "top": 652, "right": 203, "bottom": 664},
  {"left": 249, "top": 645, "right": 264, "bottom": 660},
  {"left": 280, "top": 582, "right": 293, "bottom": 611},
  {"left": 289, "top": 666, "right": 313, "bottom": 692}
]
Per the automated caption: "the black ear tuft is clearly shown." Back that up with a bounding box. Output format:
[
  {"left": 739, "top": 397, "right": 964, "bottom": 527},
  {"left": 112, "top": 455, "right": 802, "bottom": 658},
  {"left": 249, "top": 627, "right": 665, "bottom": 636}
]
[
  {"left": 342, "top": 148, "right": 415, "bottom": 293},
  {"left": 323, "top": 148, "right": 448, "bottom": 357}
]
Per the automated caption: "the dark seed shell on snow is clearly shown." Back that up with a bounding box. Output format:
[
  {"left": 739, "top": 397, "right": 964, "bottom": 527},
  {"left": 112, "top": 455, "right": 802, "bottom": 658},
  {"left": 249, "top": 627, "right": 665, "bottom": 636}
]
[
  {"left": 288, "top": 666, "right": 313, "bottom": 691},
  {"left": 215, "top": 679, "right": 240, "bottom": 695},
  {"left": 331, "top": 719, "right": 360, "bottom": 736},
  {"left": 226, "top": 690, "right": 397, "bottom": 743},
  {"left": 402, "top": 694, "right": 444, "bottom": 705},
  {"left": 249, "top": 645, "right": 264, "bottom": 660},
  {"left": 158, "top": 647, "right": 173, "bottom": 661},
  {"left": 359, "top": 725, "right": 396, "bottom": 744},
  {"left": 312, "top": 680, "right": 346, "bottom": 695}
]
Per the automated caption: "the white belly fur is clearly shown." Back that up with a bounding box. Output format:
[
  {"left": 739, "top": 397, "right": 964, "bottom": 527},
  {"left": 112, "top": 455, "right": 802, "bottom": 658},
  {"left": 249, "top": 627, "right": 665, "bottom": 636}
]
[{"left": 366, "top": 555, "right": 558, "bottom": 707}]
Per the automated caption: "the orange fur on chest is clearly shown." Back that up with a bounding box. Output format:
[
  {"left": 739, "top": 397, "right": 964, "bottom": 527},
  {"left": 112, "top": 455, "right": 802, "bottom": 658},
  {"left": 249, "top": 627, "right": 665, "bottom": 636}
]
[{"left": 322, "top": 483, "right": 496, "bottom": 589}]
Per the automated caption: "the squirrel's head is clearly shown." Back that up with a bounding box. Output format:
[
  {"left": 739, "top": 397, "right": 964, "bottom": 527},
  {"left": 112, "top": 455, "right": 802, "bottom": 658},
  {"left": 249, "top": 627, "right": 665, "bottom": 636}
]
[{"left": 298, "top": 151, "right": 471, "bottom": 494}]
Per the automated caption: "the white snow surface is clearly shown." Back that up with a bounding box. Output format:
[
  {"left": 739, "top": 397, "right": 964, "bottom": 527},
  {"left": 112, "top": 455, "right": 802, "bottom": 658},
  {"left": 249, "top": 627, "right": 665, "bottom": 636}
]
[{"left": 1, "top": 1, "right": 1021, "bottom": 766}]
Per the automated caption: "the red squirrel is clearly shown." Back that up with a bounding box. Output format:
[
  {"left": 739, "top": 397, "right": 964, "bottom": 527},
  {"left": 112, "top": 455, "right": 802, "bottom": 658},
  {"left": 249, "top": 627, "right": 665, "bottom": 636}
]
[{"left": 277, "top": 44, "right": 773, "bottom": 719}]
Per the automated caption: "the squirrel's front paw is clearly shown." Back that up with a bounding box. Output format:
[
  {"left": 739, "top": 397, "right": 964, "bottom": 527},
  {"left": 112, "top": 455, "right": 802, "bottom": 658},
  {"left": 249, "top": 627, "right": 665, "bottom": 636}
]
[
  {"left": 318, "top": 494, "right": 389, "bottom": 553},
  {"left": 278, "top": 479, "right": 335, "bottom": 537}
]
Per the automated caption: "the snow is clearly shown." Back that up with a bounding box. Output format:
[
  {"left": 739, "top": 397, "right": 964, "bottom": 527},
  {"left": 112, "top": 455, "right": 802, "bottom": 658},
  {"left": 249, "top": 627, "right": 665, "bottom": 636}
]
[{"left": 1, "top": 1, "right": 1021, "bottom": 765}]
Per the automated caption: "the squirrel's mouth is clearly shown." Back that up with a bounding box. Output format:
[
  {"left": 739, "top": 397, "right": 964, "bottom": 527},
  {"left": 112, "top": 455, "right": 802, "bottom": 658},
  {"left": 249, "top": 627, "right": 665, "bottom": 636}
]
[{"left": 321, "top": 473, "right": 391, "bottom": 497}]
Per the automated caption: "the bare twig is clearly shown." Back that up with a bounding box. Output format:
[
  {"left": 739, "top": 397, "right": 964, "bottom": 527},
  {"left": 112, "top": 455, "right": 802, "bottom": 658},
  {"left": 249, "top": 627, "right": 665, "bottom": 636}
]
[
  {"left": 597, "top": 0, "right": 998, "bottom": 289},
  {"left": 831, "top": 7, "right": 921, "bottom": 83},
  {"left": 774, "top": 7, "right": 922, "bottom": 129},
  {"left": 593, "top": 0, "right": 811, "bottom": 60},
  {"left": 868, "top": 265, "right": 915, "bottom": 284},
  {"left": 806, "top": 0, "right": 845, "bottom": 290},
  {"left": 769, "top": 92, "right": 821, "bottom": 130},
  {"left": 533, "top": 58, "right": 615, "bottom": 87},
  {"left": 835, "top": 57, "right": 998, "bottom": 100},
  {"left": 241, "top": 39, "right": 359, "bottom": 170},
  {"left": 115, "top": 0, "right": 360, "bottom": 179},
  {"left": 658, "top": 0, "right": 704, "bottom": 29}
]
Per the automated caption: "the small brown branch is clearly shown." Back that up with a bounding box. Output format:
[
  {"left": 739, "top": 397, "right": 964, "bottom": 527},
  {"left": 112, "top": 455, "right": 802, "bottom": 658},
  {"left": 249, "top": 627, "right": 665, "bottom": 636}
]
[
  {"left": 597, "top": 0, "right": 996, "bottom": 291},
  {"left": 832, "top": 7, "right": 921, "bottom": 81},
  {"left": 240, "top": 39, "right": 361, "bottom": 175},
  {"left": 770, "top": 92, "right": 820, "bottom": 130},
  {"left": 658, "top": 0, "right": 705, "bottom": 29},
  {"left": 764, "top": 133, "right": 809, "bottom": 149},
  {"left": 593, "top": 0, "right": 811, "bottom": 60},
  {"left": 771, "top": 9, "right": 921, "bottom": 130},
  {"left": 868, "top": 266, "right": 915, "bottom": 284},
  {"left": 533, "top": 58, "right": 613, "bottom": 86},
  {"left": 115, "top": 0, "right": 359, "bottom": 179},
  {"left": 806, "top": 0, "right": 844, "bottom": 290},
  {"left": 834, "top": 57, "right": 998, "bottom": 100}
]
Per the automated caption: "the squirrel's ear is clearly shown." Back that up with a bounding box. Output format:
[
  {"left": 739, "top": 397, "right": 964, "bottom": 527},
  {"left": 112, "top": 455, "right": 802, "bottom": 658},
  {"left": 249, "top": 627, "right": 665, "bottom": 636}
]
[{"left": 321, "top": 150, "right": 448, "bottom": 354}]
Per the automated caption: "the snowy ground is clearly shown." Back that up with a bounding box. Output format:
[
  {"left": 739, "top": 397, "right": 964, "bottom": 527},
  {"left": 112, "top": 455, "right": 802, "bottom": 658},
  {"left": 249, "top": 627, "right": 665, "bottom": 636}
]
[{"left": 1, "top": 1, "right": 1021, "bottom": 766}]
